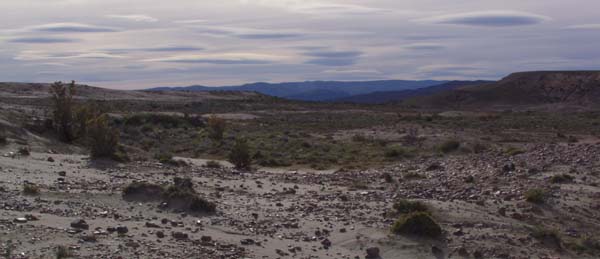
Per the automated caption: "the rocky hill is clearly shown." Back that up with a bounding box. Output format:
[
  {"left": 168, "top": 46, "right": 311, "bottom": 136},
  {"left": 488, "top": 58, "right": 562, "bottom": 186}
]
[
  {"left": 407, "top": 71, "right": 600, "bottom": 109},
  {"left": 0, "top": 82, "right": 267, "bottom": 102}
]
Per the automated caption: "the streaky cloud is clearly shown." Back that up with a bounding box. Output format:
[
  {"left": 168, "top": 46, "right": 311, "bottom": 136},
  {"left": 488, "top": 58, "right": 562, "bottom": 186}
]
[
  {"left": 402, "top": 43, "right": 445, "bottom": 51},
  {"left": 237, "top": 33, "right": 301, "bottom": 39},
  {"left": 303, "top": 50, "right": 362, "bottom": 66},
  {"left": 188, "top": 25, "right": 304, "bottom": 40},
  {"left": 8, "top": 36, "right": 78, "bottom": 43},
  {"left": 322, "top": 69, "right": 382, "bottom": 75},
  {"left": 14, "top": 51, "right": 124, "bottom": 61},
  {"left": 304, "top": 50, "right": 362, "bottom": 59},
  {"left": 30, "top": 23, "right": 119, "bottom": 33},
  {"left": 104, "top": 46, "right": 205, "bottom": 53},
  {"left": 306, "top": 58, "right": 357, "bottom": 66},
  {"left": 418, "top": 10, "right": 550, "bottom": 27},
  {"left": 106, "top": 14, "right": 158, "bottom": 23},
  {"left": 146, "top": 53, "right": 285, "bottom": 65},
  {"left": 566, "top": 24, "right": 600, "bottom": 30}
]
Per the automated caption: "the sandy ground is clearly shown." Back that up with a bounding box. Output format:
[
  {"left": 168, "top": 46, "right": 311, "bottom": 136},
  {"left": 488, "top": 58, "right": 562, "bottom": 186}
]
[
  {"left": 0, "top": 148, "right": 441, "bottom": 259},
  {"left": 2, "top": 138, "right": 600, "bottom": 259}
]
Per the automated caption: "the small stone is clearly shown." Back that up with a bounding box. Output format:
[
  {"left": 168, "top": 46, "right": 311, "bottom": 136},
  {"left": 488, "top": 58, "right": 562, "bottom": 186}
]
[
  {"left": 14, "top": 218, "right": 27, "bottom": 223},
  {"left": 125, "top": 241, "right": 140, "bottom": 248},
  {"left": 241, "top": 239, "right": 255, "bottom": 245},
  {"left": 70, "top": 219, "right": 89, "bottom": 230},
  {"left": 453, "top": 229, "right": 464, "bottom": 236},
  {"left": 116, "top": 226, "right": 129, "bottom": 234},
  {"left": 366, "top": 247, "right": 380, "bottom": 259},
  {"left": 145, "top": 222, "right": 160, "bottom": 228},
  {"left": 321, "top": 238, "right": 331, "bottom": 248},
  {"left": 498, "top": 207, "right": 506, "bottom": 216},
  {"left": 25, "top": 214, "right": 39, "bottom": 221},
  {"left": 432, "top": 246, "right": 444, "bottom": 258},
  {"left": 172, "top": 232, "right": 188, "bottom": 240},
  {"left": 503, "top": 163, "right": 516, "bottom": 172}
]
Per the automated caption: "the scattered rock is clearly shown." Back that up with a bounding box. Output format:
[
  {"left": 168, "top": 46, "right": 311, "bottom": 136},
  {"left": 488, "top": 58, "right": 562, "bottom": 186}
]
[
  {"left": 70, "top": 219, "right": 89, "bottom": 230},
  {"left": 172, "top": 232, "right": 188, "bottom": 240}
]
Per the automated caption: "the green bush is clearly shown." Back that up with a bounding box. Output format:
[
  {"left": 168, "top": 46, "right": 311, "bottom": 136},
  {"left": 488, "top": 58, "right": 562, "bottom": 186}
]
[
  {"left": 18, "top": 147, "right": 30, "bottom": 156},
  {"left": 531, "top": 226, "right": 562, "bottom": 249},
  {"left": 505, "top": 147, "right": 525, "bottom": 156},
  {"left": 122, "top": 182, "right": 164, "bottom": 200},
  {"left": 438, "top": 140, "right": 460, "bottom": 153},
  {"left": 576, "top": 236, "right": 600, "bottom": 253},
  {"left": 3, "top": 240, "right": 13, "bottom": 258},
  {"left": 525, "top": 188, "right": 547, "bottom": 204},
  {"left": 124, "top": 113, "right": 201, "bottom": 128},
  {"left": 207, "top": 115, "right": 226, "bottom": 144},
  {"left": 550, "top": 174, "right": 574, "bottom": 184},
  {"left": 382, "top": 172, "right": 394, "bottom": 183},
  {"left": 87, "top": 114, "right": 119, "bottom": 159},
  {"left": 404, "top": 171, "right": 425, "bottom": 179},
  {"left": 0, "top": 130, "right": 7, "bottom": 145},
  {"left": 229, "top": 138, "right": 252, "bottom": 169},
  {"left": 123, "top": 178, "right": 216, "bottom": 213},
  {"left": 73, "top": 104, "right": 100, "bottom": 138},
  {"left": 392, "top": 212, "right": 442, "bottom": 238},
  {"left": 464, "top": 175, "right": 475, "bottom": 183},
  {"left": 471, "top": 142, "right": 488, "bottom": 153},
  {"left": 351, "top": 134, "right": 368, "bottom": 142},
  {"left": 384, "top": 146, "right": 413, "bottom": 158},
  {"left": 154, "top": 152, "right": 185, "bottom": 166},
  {"left": 23, "top": 183, "right": 40, "bottom": 195},
  {"left": 163, "top": 186, "right": 216, "bottom": 213},
  {"left": 350, "top": 181, "right": 368, "bottom": 190},
  {"left": 393, "top": 200, "right": 429, "bottom": 215},
  {"left": 55, "top": 245, "right": 72, "bottom": 259},
  {"left": 204, "top": 160, "right": 222, "bottom": 168},
  {"left": 49, "top": 81, "right": 76, "bottom": 142}
]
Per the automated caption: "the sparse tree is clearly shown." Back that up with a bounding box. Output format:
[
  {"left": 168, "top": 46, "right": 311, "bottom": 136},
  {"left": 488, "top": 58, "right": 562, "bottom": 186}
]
[
  {"left": 50, "top": 81, "right": 77, "bottom": 142},
  {"left": 228, "top": 138, "right": 251, "bottom": 170},
  {"left": 207, "top": 115, "right": 226, "bottom": 144},
  {"left": 73, "top": 103, "right": 100, "bottom": 139}
]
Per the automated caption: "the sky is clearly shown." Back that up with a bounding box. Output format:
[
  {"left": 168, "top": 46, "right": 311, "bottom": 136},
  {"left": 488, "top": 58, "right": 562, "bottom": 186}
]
[{"left": 1, "top": 0, "right": 599, "bottom": 89}]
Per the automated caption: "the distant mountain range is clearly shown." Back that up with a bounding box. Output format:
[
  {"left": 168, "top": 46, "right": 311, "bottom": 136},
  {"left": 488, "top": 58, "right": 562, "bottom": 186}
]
[
  {"left": 148, "top": 80, "right": 450, "bottom": 102},
  {"left": 149, "top": 71, "right": 600, "bottom": 108}
]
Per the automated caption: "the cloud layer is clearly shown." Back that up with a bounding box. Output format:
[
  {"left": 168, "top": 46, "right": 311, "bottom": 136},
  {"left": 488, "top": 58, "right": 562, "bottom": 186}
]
[{"left": 0, "top": 0, "right": 598, "bottom": 89}]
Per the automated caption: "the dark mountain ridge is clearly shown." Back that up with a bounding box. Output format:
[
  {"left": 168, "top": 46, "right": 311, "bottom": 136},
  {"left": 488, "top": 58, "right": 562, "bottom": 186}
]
[
  {"left": 149, "top": 80, "right": 448, "bottom": 101},
  {"left": 333, "top": 80, "right": 492, "bottom": 104}
]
